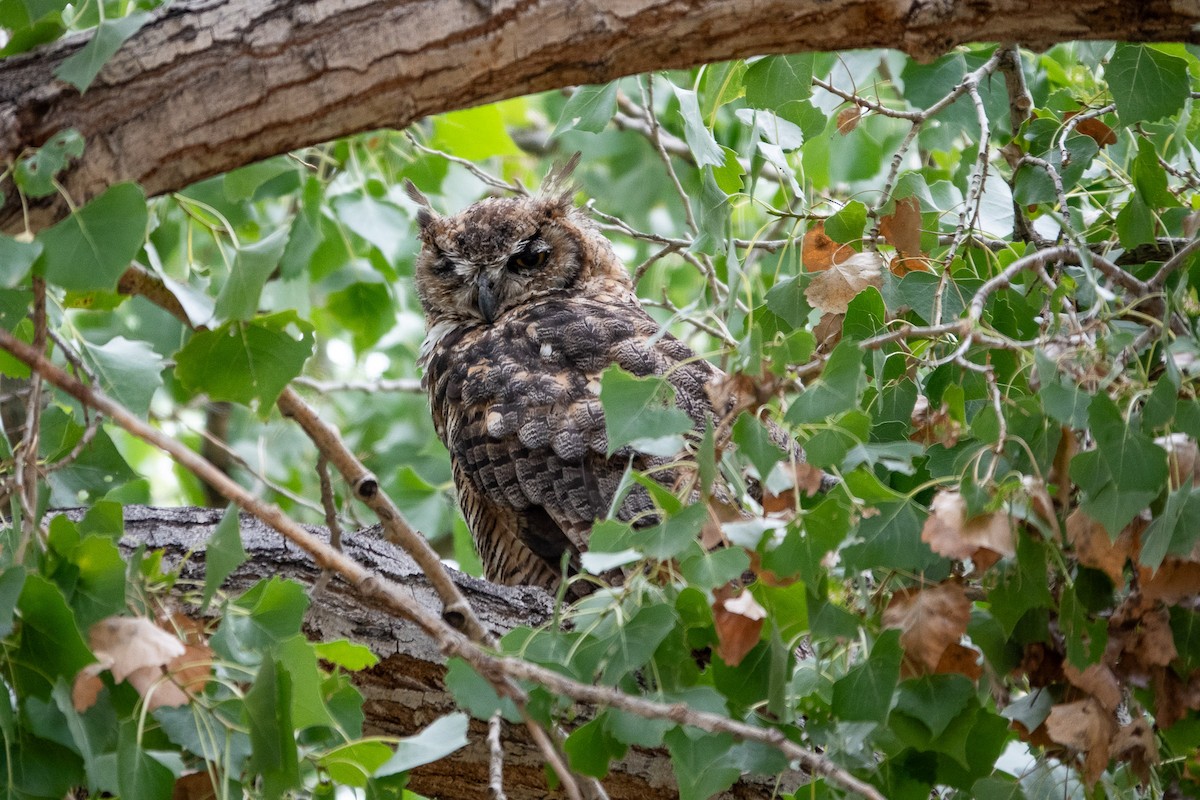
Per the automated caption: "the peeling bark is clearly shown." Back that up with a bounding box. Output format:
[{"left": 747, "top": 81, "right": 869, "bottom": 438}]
[
  {"left": 3, "top": 0, "right": 1199, "bottom": 233},
  {"left": 97, "top": 505, "right": 796, "bottom": 799}
]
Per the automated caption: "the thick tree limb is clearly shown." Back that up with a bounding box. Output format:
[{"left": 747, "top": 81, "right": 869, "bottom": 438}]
[
  {"left": 101, "top": 505, "right": 799, "bottom": 800},
  {"left": 3, "top": 0, "right": 1200, "bottom": 233}
]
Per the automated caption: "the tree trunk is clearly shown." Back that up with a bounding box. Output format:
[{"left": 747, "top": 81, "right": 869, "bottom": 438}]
[
  {"left": 99, "top": 505, "right": 797, "bottom": 800},
  {"left": 3, "top": 0, "right": 1199, "bottom": 234}
]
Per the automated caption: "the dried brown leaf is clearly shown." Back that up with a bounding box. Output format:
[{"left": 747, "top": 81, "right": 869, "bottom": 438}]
[
  {"left": 836, "top": 107, "right": 861, "bottom": 134},
  {"left": 713, "top": 588, "right": 766, "bottom": 667},
  {"left": 920, "top": 490, "right": 1015, "bottom": 571},
  {"left": 1063, "top": 661, "right": 1122, "bottom": 712},
  {"left": 173, "top": 772, "right": 218, "bottom": 800},
  {"left": 1066, "top": 509, "right": 1133, "bottom": 584},
  {"left": 72, "top": 667, "right": 104, "bottom": 712},
  {"left": 802, "top": 221, "right": 855, "bottom": 273},
  {"left": 1158, "top": 433, "right": 1200, "bottom": 488},
  {"left": 1064, "top": 111, "right": 1117, "bottom": 147},
  {"left": 910, "top": 395, "right": 963, "bottom": 448},
  {"left": 1140, "top": 559, "right": 1200, "bottom": 603},
  {"left": 89, "top": 616, "right": 185, "bottom": 684},
  {"left": 883, "top": 582, "right": 975, "bottom": 678},
  {"left": 1109, "top": 718, "right": 1159, "bottom": 785},
  {"left": 762, "top": 462, "right": 826, "bottom": 514},
  {"left": 879, "top": 196, "right": 922, "bottom": 257},
  {"left": 1045, "top": 698, "right": 1117, "bottom": 787},
  {"left": 804, "top": 251, "right": 884, "bottom": 314}
]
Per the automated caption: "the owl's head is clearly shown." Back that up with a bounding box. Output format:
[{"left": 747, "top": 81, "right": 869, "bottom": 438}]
[{"left": 408, "top": 159, "right": 629, "bottom": 326}]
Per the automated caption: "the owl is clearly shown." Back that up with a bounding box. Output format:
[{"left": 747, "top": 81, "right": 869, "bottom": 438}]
[{"left": 409, "top": 161, "right": 807, "bottom": 592}]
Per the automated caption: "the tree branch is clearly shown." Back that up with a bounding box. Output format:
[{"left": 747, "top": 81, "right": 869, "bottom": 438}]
[{"left": 3, "top": 0, "right": 1199, "bottom": 233}]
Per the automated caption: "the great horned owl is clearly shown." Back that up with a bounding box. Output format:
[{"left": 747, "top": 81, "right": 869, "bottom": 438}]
[{"left": 409, "top": 162, "right": 805, "bottom": 592}]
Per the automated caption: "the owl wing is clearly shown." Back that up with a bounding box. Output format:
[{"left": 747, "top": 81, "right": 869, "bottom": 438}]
[{"left": 424, "top": 296, "right": 718, "bottom": 585}]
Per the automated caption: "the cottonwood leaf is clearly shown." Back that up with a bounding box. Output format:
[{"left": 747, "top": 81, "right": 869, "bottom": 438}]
[
  {"left": 801, "top": 221, "right": 853, "bottom": 272},
  {"left": 880, "top": 195, "right": 923, "bottom": 256},
  {"left": 215, "top": 228, "right": 290, "bottom": 322},
  {"left": 376, "top": 713, "right": 469, "bottom": 776},
  {"left": 831, "top": 630, "right": 902, "bottom": 723},
  {"left": 786, "top": 339, "right": 864, "bottom": 424},
  {"left": 712, "top": 588, "right": 766, "bottom": 667},
  {"left": 54, "top": 11, "right": 152, "bottom": 92},
  {"left": 202, "top": 504, "right": 247, "bottom": 611},
  {"left": 80, "top": 336, "right": 164, "bottom": 418},
  {"left": 76, "top": 616, "right": 188, "bottom": 711},
  {"left": 671, "top": 85, "right": 724, "bottom": 168},
  {"left": 921, "top": 489, "right": 1015, "bottom": 571},
  {"left": 1065, "top": 509, "right": 1136, "bottom": 584},
  {"left": 553, "top": 83, "right": 619, "bottom": 136},
  {"left": 599, "top": 366, "right": 692, "bottom": 455},
  {"left": 804, "top": 251, "right": 883, "bottom": 314},
  {"left": 1044, "top": 698, "right": 1116, "bottom": 787},
  {"left": 37, "top": 182, "right": 147, "bottom": 291},
  {"left": 883, "top": 582, "right": 976, "bottom": 678},
  {"left": 1106, "top": 43, "right": 1190, "bottom": 124},
  {"left": 174, "top": 311, "right": 314, "bottom": 411}
]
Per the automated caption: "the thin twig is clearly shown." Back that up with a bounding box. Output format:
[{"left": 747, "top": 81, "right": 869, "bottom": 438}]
[{"left": 488, "top": 712, "right": 507, "bottom": 800}]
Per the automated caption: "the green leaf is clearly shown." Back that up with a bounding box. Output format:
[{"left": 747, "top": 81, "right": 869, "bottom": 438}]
[
  {"left": 215, "top": 229, "right": 290, "bottom": 322},
  {"left": 824, "top": 200, "right": 867, "bottom": 244},
  {"left": 731, "top": 413, "right": 786, "bottom": 478},
  {"left": 0, "top": 233, "right": 42, "bottom": 287},
  {"left": 80, "top": 335, "right": 164, "bottom": 418},
  {"left": 689, "top": 168, "right": 731, "bottom": 254},
  {"left": 1106, "top": 43, "right": 1191, "bottom": 124},
  {"left": 1035, "top": 351, "right": 1091, "bottom": 428},
  {"left": 0, "top": 566, "right": 26, "bottom": 638},
  {"left": 893, "top": 674, "right": 975, "bottom": 740},
  {"left": 37, "top": 182, "right": 147, "bottom": 291},
  {"left": 1140, "top": 485, "right": 1200, "bottom": 570},
  {"left": 245, "top": 659, "right": 301, "bottom": 800},
  {"left": 633, "top": 503, "right": 708, "bottom": 560},
  {"left": 764, "top": 275, "right": 811, "bottom": 329},
  {"left": 553, "top": 83, "right": 619, "bottom": 136},
  {"left": 665, "top": 729, "right": 742, "bottom": 800},
  {"left": 831, "top": 629, "right": 902, "bottom": 723},
  {"left": 223, "top": 157, "right": 296, "bottom": 202},
  {"left": 14, "top": 574, "right": 95, "bottom": 697},
  {"left": 174, "top": 311, "right": 314, "bottom": 410},
  {"left": 564, "top": 716, "right": 627, "bottom": 778},
  {"left": 332, "top": 194, "right": 411, "bottom": 264},
  {"left": 671, "top": 85, "right": 724, "bottom": 167},
  {"left": 1131, "top": 136, "right": 1177, "bottom": 209},
  {"left": 116, "top": 722, "right": 175, "bottom": 800},
  {"left": 202, "top": 504, "right": 247, "bottom": 611},
  {"left": 678, "top": 546, "right": 750, "bottom": 590},
  {"left": 786, "top": 340, "right": 865, "bottom": 424},
  {"left": 318, "top": 741, "right": 394, "bottom": 787},
  {"left": 744, "top": 54, "right": 814, "bottom": 108},
  {"left": 314, "top": 639, "right": 380, "bottom": 671},
  {"left": 13, "top": 128, "right": 84, "bottom": 198},
  {"left": 599, "top": 366, "right": 693, "bottom": 455},
  {"left": 54, "top": 11, "right": 152, "bottom": 92},
  {"left": 210, "top": 578, "right": 309, "bottom": 664},
  {"left": 443, "top": 659, "right": 520, "bottom": 722},
  {"left": 431, "top": 104, "right": 521, "bottom": 161}
]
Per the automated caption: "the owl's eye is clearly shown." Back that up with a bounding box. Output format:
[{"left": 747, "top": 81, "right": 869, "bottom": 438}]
[
  {"left": 433, "top": 257, "right": 454, "bottom": 275},
  {"left": 507, "top": 242, "right": 548, "bottom": 272}
]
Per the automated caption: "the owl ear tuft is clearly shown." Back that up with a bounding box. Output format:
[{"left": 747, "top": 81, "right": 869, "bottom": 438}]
[
  {"left": 541, "top": 152, "right": 581, "bottom": 213},
  {"left": 404, "top": 180, "right": 438, "bottom": 233}
]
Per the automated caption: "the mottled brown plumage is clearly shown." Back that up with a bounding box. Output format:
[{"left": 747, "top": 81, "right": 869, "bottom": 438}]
[{"left": 411, "top": 166, "right": 800, "bottom": 592}]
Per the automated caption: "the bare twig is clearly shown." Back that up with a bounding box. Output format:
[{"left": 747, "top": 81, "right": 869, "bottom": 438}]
[
  {"left": 293, "top": 376, "right": 423, "bottom": 394},
  {"left": 488, "top": 712, "right": 507, "bottom": 800}
]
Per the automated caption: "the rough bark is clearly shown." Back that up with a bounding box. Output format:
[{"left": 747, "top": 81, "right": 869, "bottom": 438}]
[
  {"left": 98, "top": 505, "right": 797, "bottom": 800},
  {"left": 3, "top": 0, "right": 1199, "bottom": 233}
]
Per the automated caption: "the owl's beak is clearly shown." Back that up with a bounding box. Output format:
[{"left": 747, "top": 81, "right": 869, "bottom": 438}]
[{"left": 476, "top": 275, "right": 499, "bottom": 323}]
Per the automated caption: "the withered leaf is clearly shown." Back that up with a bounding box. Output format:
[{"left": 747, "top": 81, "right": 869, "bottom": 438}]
[
  {"left": 883, "top": 582, "right": 976, "bottom": 679},
  {"left": 921, "top": 490, "right": 1015, "bottom": 571},
  {"left": 802, "top": 221, "right": 855, "bottom": 272},
  {"left": 804, "top": 251, "right": 883, "bottom": 314},
  {"left": 879, "top": 196, "right": 923, "bottom": 257},
  {"left": 713, "top": 588, "right": 766, "bottom": 667},
  {"left": 836, "top": 107, "right": 862, "bottom": 134},
  {"left": 1045, "top": 698, "right": 1117, "bottom": 787},
  {"left": 1109, "top": 718, "right": 1159, "bottom": 785},
  {"left": 1066, "top": 509, "right": 1135, "bottom": 584}
]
